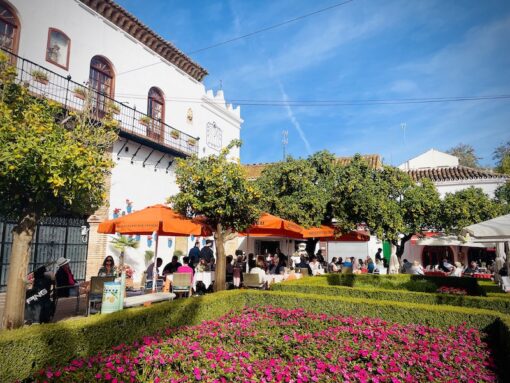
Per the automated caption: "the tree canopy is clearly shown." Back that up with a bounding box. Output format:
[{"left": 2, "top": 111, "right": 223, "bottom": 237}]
[
  {"left": 170, "top": 139, "right": 260, "bottom": 291},
  {"left": 331, "top": 155, "right": 441, "bottom": 255},
  {"left": 447, "top": 143, "right": 481, "bottom": 168},
  {"left": 0, "top": 53, "right": 118, "bottom": 328},
  {"left": 440, "top": 187, "right": 503, "bottom": 233},
  {"left": 255, "top": 150, "right": 336, "bottom": 227},
  {"left": 493, "top": 141, "right": 510, "bottom": 174}
]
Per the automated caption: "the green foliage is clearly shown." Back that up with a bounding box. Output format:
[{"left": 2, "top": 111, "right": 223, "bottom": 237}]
[
  {"left": 255, "top": 150, "right": 337, "bottom": 227},
  {"left": 0, "top": 53, "right": 118, "bottom": 220},
  {"left": 111, "top": 235, "right": 139, "bottom": 252},
  {"left": 170, "top": 139, "right": 260, "bottom": 232},
  {"left": 272, "top": 279, "right": 510, "bottom": 314},
  {"left": 324, "top": 273, "right": 484, "bottom": 295},
  {"left": 332, "top": 155, "right": 440, "bottom": 242},
  {"left": 447, "top": 143, "right": 480, "bottom": 168},
  {"left": 440, "top": 187, "right": 503, "bottom": 233},
  {"left": 493, "top": 141, "right": 510, "bottom": 174},
  {"left": 495, "top": 181, "right": 510, "bottom": 212}
]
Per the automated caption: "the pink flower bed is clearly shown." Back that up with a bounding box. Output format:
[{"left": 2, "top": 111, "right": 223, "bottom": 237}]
[{"left": 33, "top": 307, "right": 496, "bottom": 382}]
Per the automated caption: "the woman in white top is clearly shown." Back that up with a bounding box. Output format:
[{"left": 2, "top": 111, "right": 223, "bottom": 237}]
[{"left": 309, "top": 256, "right": 322, "bottom": 276}]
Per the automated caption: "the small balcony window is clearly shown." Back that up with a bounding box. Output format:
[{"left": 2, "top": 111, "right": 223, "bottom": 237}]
[{"left": 46, "top": 28, "right": 70, "bottom": 70}]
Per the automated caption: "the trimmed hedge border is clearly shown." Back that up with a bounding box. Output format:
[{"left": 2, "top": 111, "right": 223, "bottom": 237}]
[
  {"left": 326, "top": 273, "right": 485, "bottom": 295},
  {"left": 0, "top": 290, "right": 509, "bottom": 382},
  {"left": 273, "top": 280, "right": 510, "bottom": 314}
]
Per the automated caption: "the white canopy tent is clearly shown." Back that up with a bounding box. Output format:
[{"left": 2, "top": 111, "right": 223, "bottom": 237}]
[
  {"left": 416, "top": 236, "right": 487, "bottom": 248},
  {"left": 462, "top": 214, "right": 510, "bottom": 243}
]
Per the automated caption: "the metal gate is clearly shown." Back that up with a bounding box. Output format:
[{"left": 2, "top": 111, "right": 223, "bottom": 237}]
[{"left": 0, "top": 217, "right": 89, "bottom": 292}]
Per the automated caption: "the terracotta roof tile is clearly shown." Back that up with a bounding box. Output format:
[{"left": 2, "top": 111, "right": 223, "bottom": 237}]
[
  {"left": 406, "top": 166, "right": 508, "bottom": 182},
  {"left": 79, "top": 0, "right": 208, "bottom": 81}
]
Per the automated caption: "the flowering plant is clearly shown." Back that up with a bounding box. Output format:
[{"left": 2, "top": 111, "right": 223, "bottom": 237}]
[
  {"left": 119, "top": 264, "right": 134, "bottom": 278},
  {"left": 113, "top": 208, "right": 121, "bottom": 214},
  {"left": 437, "top": 286, "right": 468, "bottom": 295},
  {"left": 30, "top": 306, "right": 496, "bottom": 382},
  {"left": 126, "top": 199, "right": 133, "bottom": 207}
]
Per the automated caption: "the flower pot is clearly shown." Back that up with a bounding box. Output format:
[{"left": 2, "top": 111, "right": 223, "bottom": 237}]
[{"left": 34, "top": 77, "right": 49, "bottom": 85}]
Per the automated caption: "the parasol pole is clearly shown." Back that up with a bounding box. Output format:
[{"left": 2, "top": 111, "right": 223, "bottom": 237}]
[{"left": 152, "top": 231, "right": 159, "bottom": 293}]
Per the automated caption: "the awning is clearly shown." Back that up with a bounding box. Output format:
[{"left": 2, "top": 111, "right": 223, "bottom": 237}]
[
  {"left": 416, "top": 235, "right": 487, "bottom": 248},
  {"left": 240, "top": 213, "right": 304, "bottom": 238},
  {"left": 301, "top": 225, "right": 335, "bottom": 238},
  {"left": 462, "top": 214, "right": 510, "bottom": 243}
]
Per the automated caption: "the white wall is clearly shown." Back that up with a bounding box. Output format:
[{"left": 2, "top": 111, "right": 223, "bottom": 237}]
[
  {"left": 12, "top": 0, "right": 242, "bottom": 159},
  {"left": 436, "top": 180, "right": 503, "bottom": 199},
  {"left": 398, "top": 149, "right": 458, "bottom": 170}
]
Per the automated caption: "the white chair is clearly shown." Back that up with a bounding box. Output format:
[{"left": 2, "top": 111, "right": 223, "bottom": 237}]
[
  {"left": 243, "top": 273, "right": 264, "bottom": 289},
  {"left": 172, "top": 272, "right": 193, "bottom": 297}
]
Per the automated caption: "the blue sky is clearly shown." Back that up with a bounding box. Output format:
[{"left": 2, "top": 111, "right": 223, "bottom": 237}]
[{"left": 116, "top": 0, "right": 510, "bottom": 167}]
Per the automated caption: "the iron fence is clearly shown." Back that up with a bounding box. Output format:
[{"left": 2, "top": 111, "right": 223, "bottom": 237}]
[{"left": 1, "top": 48, "right": 199, "bottom": 156}]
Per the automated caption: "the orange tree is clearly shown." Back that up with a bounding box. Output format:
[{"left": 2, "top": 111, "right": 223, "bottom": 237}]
[
  {"left": 169, "top": 140, "right": 260, "bottom": 291},
  {"left": 0, "top": 54, "right": 118, "bottom": 328}
]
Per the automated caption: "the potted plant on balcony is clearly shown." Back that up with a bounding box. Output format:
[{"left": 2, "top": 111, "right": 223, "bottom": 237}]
[
  {"left": 31, "top": 69, "right": 49, "bottom": 85},
  {"left": 170, "top": 130, "right": 180, "bottom": 140},
  {"left": 107, "top": 101, "right": 121, "bottom": 115},
  {"left": 139, "top": 115, "right": 151, "bottom": 127},
  {"left": 73, "top": 86, "right": 87, "bottom": 100},
  {"left": 187, "top": 138, "right": 197, "bottom": 147}
]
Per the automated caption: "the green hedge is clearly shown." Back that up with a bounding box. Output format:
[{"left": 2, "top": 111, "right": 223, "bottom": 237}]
[
  {"left": 272, "top": 282, "right": 510, "bottom": 314},
  {"left": 326, "top": 273, "right": 485, "bottom": 295},
  {"left": 1, "top": 290, "right": 509, "bottom": 382}
]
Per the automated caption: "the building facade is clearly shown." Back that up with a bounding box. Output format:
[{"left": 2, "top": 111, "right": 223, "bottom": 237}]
[{"left": 0, "top": 0, "right": 242, "bottom": 287}]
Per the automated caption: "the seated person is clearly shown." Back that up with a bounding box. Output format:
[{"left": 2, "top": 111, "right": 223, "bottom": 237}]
[
  {"left": 98, "top": 256, "right": 117, "bottom": 277},
  {"left": 342, "top": 258, "right": 353, "bottom": 268},
  {"left": 463, "top": 261, "right": 480, "bottom": 275},
  {"left": 366, "top": 257, "right": 375, "bottom": 273},
  {"left": 226, "top": 255, "right": 234, "bottom": 282},
  {"left": 249, "top": 256, "right": 267, "bottom": 283},
  {"left": 295, "top": 256, "right": 313, "bottom": 276},
  {"left": 328, "top": 257, "right": 339, "bottom": 273},
  {"left": 145, "top": 257, "right": 163, "bottom": 290},
  {"left": 55, "top": 257, "right": 78, "bottom": 297},
  {"left": 401, "top": 259, "right": 413, "bottom": 274},
  {"left": 409, "top": 261, "right": 424, "bottom": 275},
  {"left": 162, "top": 255, "right": 182, "bottom": 276},
  {"left": 25, "top": 266, "right": 54, "bottom": 324},
  {"left": 196, "top": 258, "right": 210, "bottom": 272},
  {"left": 440, "top": 258, "right": 454, "bottom": 273},
  {"left": 309, "top": 256, "right": 323, "bottom": 275},
  {"left": 451, "top": 262, "right": 463, "bottom": 277},
  {"left": 176, "top": 256, "right": 194, "bottom": 275}
]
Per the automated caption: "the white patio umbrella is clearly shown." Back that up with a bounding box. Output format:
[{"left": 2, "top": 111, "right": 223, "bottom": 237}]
[
  {"left": 463, "top": 214, "right": 510, "bottom": 242},
  {"left": 416, "top": 235, "right": 486, "bottom": 248},
  {"left": 388, "top": 244, "right": 400, "bottom": 274}
]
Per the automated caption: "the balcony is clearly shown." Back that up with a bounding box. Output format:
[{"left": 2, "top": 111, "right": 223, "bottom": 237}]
[{"left": 1, "top": 48, "right": 199, "bottom": 157}]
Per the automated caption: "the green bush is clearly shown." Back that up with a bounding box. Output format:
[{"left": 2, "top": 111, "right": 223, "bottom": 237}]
[
  {"left": 325, "top": 273, "right": 484, "bottom": 295},
  {"left": 272, "top": 283, "right": 510, "bottom": 314},
  {"left": 1, "top": 290, "right": 509, "bottom": 382}
]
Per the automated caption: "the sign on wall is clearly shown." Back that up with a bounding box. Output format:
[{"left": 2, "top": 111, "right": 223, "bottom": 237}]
[{"left": 206, "top": 122, "right": 222, "bottom": 151}]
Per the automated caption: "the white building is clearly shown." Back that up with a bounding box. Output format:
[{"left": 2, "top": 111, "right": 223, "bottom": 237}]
[
  {"left": 398, "top": 149, "right": 507, "bottom": 267},
  {"left": 0, "top": 0, "right": 242, "bottom": 286},
  {"left": 398, "top": 149, "right": 508, "bottom": 198}
]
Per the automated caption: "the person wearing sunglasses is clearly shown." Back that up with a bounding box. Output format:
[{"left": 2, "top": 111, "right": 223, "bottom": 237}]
[{"left": 98, "top": 256, "right": 117, "bottom": 277}]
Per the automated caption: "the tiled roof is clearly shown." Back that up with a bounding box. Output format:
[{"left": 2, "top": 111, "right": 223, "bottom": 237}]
[
  {"left": 243, "top": 154, "right": 382, "bottom": 180},
  {"left": 406, "top": 166, "right": 508, "bottom": 182},
  {"left": 79, "top": 0, "right": 207, "bottom": 81},
  {"left": 336, "top": 154, "right": 382, "bottom": 169}
]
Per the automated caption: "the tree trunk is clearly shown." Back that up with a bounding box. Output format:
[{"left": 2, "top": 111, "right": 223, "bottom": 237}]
[
  {"left": 2, "top": 212, "right": 37, "bottom": 329},
  {"left": 214, "top": 223, "right": 226, "bottom": 292},
  {"left": 396, "top": 233, "right": 414, "bottom": 260}
]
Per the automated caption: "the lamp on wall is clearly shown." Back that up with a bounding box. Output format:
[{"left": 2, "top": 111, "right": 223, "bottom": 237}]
[{"left": 80, "top": 226, "right": 90, "bottom": 243}]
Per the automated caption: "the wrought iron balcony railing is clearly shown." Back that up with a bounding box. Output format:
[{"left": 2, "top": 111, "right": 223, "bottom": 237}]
[{"left": 1, "top": 48, "right": 199, "bottom": 157}]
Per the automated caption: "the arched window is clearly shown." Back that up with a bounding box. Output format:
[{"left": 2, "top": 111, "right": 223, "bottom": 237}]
[
  {"left": 0, "top": 1, "right": 20, "bottom": 54},
  {"left": 46, "top": 28, "right": 71, "bottom": 70},
  {"left": 88, "top": 56, "right": 114, "bottom": 115},
  {"left": 147, "top": 87, "right": 164, "bottom": 141}
]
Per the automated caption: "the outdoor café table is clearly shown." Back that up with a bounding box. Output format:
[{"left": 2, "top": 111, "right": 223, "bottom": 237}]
[
  {"left": 123, "top": 292, "right": 176, "bottom": 308},
  {"left": 472, "top": 273, "right": 492, "bottom": 280},
  {"left": 264, "top": 274, "right": 285, "bottom": 285},
  {"left": 193, "top": 271, "right": 215, "bottom": 291}
]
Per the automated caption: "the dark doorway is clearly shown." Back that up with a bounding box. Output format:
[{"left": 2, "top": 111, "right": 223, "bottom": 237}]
[
  {"left": 255, "top": 240, "right": 280, "bottom": 256},
  {"left": 468, "top": 247, "right": 496, "bottom": 267},
  {"left": 421, "top": 246, "right": 454, "bottom": 268}
]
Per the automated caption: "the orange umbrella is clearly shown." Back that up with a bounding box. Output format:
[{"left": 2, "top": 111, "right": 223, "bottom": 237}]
[
  {"left": 98, "top": 204, "right": 211, "bottom": 237},
  {"left": 301, "top": 225, "right": 335, "bottom": 239},
  {"left": 98, "top": 204, "right": 211, "bottom": 292},
  {"left": 241, "top": 213, "right": 304, "bottom": 238}
]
